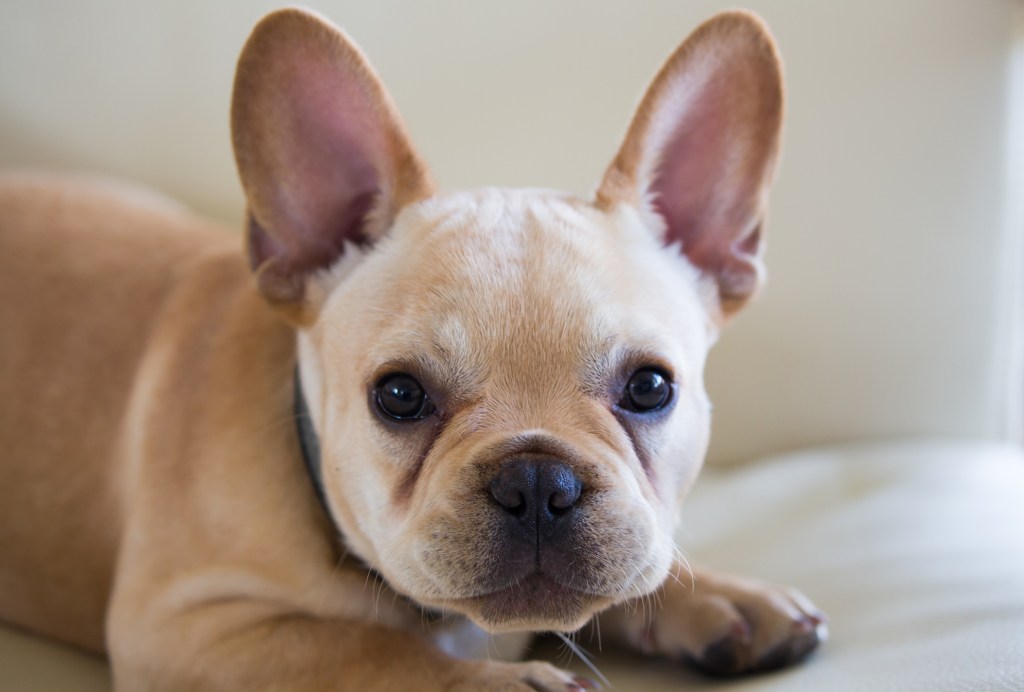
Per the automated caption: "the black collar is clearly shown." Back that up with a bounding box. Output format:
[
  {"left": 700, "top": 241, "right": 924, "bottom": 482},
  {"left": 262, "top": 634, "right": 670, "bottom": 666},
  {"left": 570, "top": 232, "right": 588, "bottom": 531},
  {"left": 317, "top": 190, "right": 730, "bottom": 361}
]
[{"left": 294, "top": 369, "right": 329, "bottom": 515}]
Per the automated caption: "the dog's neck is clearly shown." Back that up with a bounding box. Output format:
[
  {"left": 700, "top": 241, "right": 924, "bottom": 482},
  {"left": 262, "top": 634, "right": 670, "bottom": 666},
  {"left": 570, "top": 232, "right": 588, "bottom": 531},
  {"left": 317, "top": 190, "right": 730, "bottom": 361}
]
[{"left": 293, "top": 369, "right": 329, "bottom": 514}]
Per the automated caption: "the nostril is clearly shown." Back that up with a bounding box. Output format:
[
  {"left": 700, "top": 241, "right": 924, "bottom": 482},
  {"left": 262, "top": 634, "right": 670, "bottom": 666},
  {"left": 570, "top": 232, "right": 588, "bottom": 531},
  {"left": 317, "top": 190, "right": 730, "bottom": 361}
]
[
  {"left": 548, "top": 486, "right": 581, "bottom": 514},
  {"left": 547, "top": 466, "right": 582, "bottom": 514},
  {"left": 492, "top": 487, "right": 527, "bottom": 516},
  {"left": 489, "top": 465, "right": 533, "bottom": 516}
]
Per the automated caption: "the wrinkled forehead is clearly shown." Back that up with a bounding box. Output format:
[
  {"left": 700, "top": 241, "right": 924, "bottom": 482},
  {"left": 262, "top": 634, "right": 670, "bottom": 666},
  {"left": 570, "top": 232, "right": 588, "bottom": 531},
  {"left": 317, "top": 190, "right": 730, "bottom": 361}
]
[
  {"left": 404, "top": 191, "right": 615, "bottom": 365},
  {"left": 325, "top": 188, "right": 713, "bottom": 388}
]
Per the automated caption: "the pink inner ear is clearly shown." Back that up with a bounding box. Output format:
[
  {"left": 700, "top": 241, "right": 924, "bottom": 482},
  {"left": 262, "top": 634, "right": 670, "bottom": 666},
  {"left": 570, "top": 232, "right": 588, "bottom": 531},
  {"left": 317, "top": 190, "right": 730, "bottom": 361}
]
[
  {"left": 649, "top": 73, "right": 763, "bottom": 276},
  {"left": 234, "top": 8, "right": 433, "bottom": 303},
  {"left": 255, "top": 54, "right": 387, "bottom": 274},
  {"left": 641, "top": 54, "right": 777, "bottom": 311},
  {"left": 595, "top": 12, "right": 782, "bottom": 313}
]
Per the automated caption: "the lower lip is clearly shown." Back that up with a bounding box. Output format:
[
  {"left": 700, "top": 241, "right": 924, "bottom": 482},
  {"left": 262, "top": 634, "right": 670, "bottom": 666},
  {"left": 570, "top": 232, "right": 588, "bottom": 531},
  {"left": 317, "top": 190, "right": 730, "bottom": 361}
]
[{"left": 472, "top": 572, "right": 592, "bottom": 623}]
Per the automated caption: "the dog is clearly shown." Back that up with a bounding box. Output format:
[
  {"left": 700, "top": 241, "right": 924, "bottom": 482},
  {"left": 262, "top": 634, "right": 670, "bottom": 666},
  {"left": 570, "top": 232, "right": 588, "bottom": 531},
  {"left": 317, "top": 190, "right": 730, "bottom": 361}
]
[{"left": 0, "top": 7, "right": 825, "bottom": 690}]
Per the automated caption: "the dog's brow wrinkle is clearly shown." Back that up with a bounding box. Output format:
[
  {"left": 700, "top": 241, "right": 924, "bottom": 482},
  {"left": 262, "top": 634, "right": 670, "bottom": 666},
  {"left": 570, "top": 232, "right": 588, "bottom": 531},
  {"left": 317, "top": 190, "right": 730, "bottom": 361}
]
[
  {"left": 366, "top": 305, "right": 433, "bottom": 337},
  {"left": 429, "top": 314, "right": 476, "bottom": 371}
]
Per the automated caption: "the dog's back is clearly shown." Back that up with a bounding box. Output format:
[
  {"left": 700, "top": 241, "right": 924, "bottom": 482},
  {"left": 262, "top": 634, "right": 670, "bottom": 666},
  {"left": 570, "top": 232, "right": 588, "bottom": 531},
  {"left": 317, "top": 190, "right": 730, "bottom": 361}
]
[{"left": 0, "top": 174, "right": 235, "bottom": 651}]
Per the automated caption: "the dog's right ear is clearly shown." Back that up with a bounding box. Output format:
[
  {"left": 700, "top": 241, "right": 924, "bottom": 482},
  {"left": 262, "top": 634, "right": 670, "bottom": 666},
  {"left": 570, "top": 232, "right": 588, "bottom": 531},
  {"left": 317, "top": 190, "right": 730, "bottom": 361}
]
[
  {"left": 596, "top": 11, "right": 784, "bottom": 323},
  {"left": 232, "top": 8, "right": 433, "bottom": 313}
]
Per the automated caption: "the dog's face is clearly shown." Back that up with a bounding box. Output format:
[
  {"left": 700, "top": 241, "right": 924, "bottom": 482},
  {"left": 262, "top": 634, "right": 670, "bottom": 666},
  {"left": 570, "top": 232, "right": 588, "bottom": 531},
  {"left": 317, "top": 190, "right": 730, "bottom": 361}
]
[
  {"left": 231, "top": 9, "right": 783, "bottom": 632},
  {"left": 299, "top": 191, "right": 715, "bottom": 631}
]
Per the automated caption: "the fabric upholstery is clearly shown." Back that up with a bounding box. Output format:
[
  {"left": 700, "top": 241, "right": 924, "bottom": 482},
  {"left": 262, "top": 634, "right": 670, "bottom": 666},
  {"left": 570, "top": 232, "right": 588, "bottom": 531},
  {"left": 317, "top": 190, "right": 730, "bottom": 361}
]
[{"left": 4, "top": 439, "right": 1022, "bottom": 690}]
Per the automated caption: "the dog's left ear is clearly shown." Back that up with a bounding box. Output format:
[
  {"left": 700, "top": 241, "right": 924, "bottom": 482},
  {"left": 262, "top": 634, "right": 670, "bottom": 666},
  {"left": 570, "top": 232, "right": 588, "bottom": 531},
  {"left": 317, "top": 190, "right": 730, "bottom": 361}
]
[
  {"left": 596, "top": 11, "right": 784, "bottom": 320},
  {"left": 232, "top": 8, "right": 433, "bottom": 312}
]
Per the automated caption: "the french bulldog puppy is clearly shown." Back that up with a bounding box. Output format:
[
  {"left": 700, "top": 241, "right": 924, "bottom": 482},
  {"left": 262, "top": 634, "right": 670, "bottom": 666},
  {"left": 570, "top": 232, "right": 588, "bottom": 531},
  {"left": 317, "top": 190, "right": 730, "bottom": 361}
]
[{"left": 0, "top": 7, "right": 825, "bottom": 690}]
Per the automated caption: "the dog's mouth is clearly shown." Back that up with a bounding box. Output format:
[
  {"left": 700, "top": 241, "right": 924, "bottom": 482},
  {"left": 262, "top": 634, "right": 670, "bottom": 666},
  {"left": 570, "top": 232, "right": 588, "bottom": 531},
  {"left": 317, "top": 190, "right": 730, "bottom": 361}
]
[
  {"left": 401, "top": 455, "right": 663, "bottom": 632},
  {"left": 449, "top": 571, "right": 614, "bottom": 633}
]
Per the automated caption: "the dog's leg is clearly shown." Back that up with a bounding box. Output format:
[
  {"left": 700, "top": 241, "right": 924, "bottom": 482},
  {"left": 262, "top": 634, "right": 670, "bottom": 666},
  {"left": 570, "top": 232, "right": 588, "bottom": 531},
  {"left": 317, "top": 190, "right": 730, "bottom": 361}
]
[
  {"left": 108, "top": 601, "right": 592, "bottom": 691},
  {"left": 598, "top": 564, "right": 826, "bottom": 675}
]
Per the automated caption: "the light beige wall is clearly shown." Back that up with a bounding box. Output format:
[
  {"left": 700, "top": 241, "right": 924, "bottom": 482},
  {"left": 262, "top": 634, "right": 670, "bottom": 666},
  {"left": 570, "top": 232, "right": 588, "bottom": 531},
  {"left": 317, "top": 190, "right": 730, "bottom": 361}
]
[
  {"left": 1006, "top": 2, "right": 1024, "bottom": 444},
  {"left": 1, "top": 0, "right": 1020, "bottom": 463}
]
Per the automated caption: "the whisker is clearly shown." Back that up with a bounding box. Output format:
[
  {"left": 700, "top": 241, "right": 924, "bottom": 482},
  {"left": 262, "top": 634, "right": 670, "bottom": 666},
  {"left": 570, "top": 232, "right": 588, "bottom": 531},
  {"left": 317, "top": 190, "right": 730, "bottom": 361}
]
[
  {"left": 554, "top": 632, "right": 611, "bottom": 688},
  {"left": 672, "top": 544, "right": 696, "bottom": 594}
]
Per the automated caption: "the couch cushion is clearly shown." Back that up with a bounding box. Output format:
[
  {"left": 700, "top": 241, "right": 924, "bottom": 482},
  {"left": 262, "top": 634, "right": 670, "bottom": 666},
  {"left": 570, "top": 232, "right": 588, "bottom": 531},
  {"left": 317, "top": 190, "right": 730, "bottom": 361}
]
[
  {"left": 0, "top": 625, "right": 108, "bottom": 691},
  {"left": 2, "top": 439, "right": 1022, "bottom": 690},
  {"left": 568, "top": 439, "right": 1024, "bottom": 689}
]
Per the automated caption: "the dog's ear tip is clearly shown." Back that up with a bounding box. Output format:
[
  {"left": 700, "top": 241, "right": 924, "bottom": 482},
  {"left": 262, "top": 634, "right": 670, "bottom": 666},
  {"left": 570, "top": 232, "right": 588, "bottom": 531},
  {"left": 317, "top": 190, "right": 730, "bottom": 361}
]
[
  {"left": 697, "top": 9, "right": 777, "bottom": 40},
  {"left": 241, "top": 8, "right": 307, "bottom": 52},
  {"left": 239, "top": 6, "right": 370, "bottom": 77},
  {"left": 708, "top": 9, "right": 771, "bottom": 27},
  {"left": 682, "top": 10, "right": 784, "bottom": 77},
  {"left": 248, "top": 6, "right": 333, "bottom": 33}
]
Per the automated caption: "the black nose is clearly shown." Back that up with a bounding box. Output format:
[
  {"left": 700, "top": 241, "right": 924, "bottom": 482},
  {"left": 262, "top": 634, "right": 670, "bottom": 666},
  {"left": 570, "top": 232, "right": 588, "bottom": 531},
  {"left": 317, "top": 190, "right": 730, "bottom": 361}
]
[{"left": 488, "top": 457, "right": 582, "bottom": 524}]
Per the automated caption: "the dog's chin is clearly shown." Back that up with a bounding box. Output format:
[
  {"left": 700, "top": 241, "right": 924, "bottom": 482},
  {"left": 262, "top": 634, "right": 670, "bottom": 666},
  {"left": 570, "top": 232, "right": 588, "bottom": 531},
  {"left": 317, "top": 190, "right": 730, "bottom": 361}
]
[{"left": 440, "top": 573, "right": 615, "bottom": 634}]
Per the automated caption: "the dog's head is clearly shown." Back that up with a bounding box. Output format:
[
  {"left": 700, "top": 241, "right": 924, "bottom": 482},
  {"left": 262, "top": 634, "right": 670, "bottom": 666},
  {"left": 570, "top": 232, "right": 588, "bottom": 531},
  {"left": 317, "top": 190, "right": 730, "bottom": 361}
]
[{"left": 231, "top": 8, "right": 783, "bottom": 633}]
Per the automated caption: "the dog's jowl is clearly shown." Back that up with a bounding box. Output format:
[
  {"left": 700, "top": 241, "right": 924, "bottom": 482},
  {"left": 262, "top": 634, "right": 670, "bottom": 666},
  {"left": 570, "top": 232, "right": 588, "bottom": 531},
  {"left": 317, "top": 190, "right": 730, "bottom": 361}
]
[{"left": 0, "top": 7, "right": 825, "bottom": 690}]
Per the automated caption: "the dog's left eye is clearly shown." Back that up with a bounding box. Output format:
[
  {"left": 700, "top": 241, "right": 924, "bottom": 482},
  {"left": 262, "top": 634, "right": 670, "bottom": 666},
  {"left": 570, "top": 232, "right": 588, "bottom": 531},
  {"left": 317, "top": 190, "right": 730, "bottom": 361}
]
[
  {"left": 620, "top": 368, "right": 672, "bottom": 413},
  {"left": 375, "top": 374, "right": 435, "bottom": 421}
]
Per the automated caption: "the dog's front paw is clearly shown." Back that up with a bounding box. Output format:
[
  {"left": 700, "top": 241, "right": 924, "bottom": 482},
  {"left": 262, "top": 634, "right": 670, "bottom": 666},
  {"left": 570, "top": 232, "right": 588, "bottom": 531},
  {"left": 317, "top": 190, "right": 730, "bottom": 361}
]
[
  {"left": 450, "top": 660, "right": 598, "bottom": 691},
  {"left": 611, "top": 567, "right": 827, "bottom": 676},
  {"left": 679, "top": 575, "right": 826, "bottom": 676}
]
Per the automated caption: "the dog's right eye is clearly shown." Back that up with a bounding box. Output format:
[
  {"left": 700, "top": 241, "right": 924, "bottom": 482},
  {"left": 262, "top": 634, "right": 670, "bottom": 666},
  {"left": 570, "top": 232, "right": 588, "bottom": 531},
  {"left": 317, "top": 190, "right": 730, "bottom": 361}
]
[
  {"left": 375, "top": 374, "right": 435, "bottom": 421},
  {"left": 620, "top": 367, "right": 673, "bottom": 413}
]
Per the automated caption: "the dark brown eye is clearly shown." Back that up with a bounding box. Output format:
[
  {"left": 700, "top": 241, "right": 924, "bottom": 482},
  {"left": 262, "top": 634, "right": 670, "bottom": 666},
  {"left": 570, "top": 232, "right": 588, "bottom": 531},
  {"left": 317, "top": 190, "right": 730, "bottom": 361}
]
[
  {"left": 621, "top": 368, "right": 671, "bottom": 413},
  {"left": 375, "top": 374, "right": 434, "bottom": 420}
]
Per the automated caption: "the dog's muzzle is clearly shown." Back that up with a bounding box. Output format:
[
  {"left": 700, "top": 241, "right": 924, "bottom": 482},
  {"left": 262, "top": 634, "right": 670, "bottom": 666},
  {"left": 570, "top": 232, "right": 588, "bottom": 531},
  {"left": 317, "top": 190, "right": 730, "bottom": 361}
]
[{"left": 487, "top": 455, "right": 583, "bottom": 577}]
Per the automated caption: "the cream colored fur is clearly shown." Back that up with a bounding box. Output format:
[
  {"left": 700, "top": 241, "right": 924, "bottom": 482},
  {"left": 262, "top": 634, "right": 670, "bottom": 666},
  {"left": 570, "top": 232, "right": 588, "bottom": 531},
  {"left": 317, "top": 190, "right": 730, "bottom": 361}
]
[{"left": 0, "top": 9, "right": 823, "bottom": 690}]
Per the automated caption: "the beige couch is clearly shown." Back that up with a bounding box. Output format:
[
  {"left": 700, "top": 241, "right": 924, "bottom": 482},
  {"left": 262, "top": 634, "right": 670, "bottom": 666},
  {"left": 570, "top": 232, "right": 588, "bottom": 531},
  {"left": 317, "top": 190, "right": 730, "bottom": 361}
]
[{"left": 2, "top": 0, "right": 1022, "bottom": 689}]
